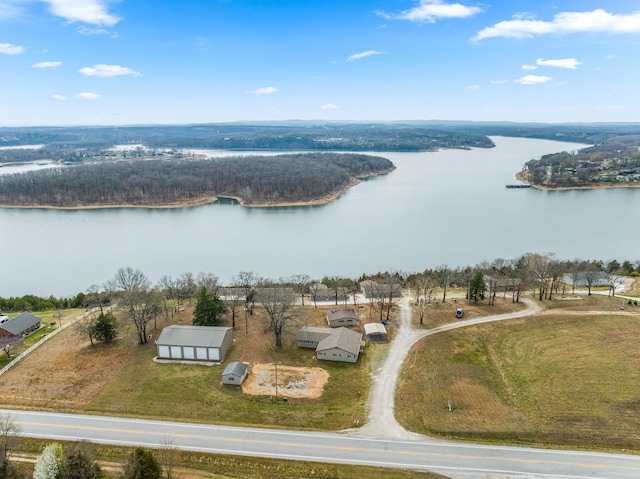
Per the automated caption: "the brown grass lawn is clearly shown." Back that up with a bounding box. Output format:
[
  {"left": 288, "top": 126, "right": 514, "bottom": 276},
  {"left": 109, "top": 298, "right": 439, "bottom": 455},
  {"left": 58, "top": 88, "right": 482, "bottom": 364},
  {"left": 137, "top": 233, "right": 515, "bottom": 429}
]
[
  {"left": 411, "top": 292, "right": 527, "bottom": 328},
  {"left": 396, "top": 308, "right": 640, "bottom": 449},
  {"left": 0, "top": 302, "right": 376, "bottom": 431}
]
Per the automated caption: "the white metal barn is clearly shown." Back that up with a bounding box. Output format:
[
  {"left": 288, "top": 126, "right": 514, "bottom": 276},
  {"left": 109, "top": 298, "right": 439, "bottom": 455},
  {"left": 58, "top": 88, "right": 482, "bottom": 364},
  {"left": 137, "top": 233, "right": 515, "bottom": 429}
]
[{"left": 156, "top": 325, "right": 233, "bottom": 362}]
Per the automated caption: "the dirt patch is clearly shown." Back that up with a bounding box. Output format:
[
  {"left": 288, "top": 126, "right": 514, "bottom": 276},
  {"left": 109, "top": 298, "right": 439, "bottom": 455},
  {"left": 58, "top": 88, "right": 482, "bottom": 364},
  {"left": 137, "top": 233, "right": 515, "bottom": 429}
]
[{"left": 242, "top": 363, "right": 329, "bottom": 399}]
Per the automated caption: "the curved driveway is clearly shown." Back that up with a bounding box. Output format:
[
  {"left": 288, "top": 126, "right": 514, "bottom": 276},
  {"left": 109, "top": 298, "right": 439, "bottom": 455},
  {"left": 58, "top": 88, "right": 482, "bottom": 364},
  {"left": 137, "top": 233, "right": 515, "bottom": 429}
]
[{"left": 5, "top": 297, "right": 640, "bottom": 478}]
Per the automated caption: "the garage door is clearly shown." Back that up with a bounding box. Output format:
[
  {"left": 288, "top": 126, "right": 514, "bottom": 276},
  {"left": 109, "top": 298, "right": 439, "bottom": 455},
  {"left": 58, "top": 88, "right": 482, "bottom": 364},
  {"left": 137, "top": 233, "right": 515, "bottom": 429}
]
[{"left": 208, "top": 348, "right": 220, "bottom": 361}]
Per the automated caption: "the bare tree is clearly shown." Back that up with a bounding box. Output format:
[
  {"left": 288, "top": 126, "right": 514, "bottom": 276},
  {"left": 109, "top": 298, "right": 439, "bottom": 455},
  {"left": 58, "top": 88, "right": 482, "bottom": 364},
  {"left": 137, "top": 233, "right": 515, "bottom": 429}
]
[
  {"left": 177, "top": 272, "right": 197, "bottom": 304},
  {"left": 308, "top": 282, "right": 322, "bottom": 308},
  {"left": 196, "top": 272, "right": 219, "bottom": 295},
  {"left": 112, "top": 267, "right": 161, "bottom": 344},
  {"left": 75, "top": 316, "right": 98, "bottom": 346},
  {"left": 435, "top": 265, "right": 450, "bottom": 303},
  {"left": 0, "top": 414, "right": 21, "bottom": 463},
  {"left": 159, "top": 438, "right": 177, "bottom": 479},
  {"left": 584, "top": 263, "right": 602, "bottom": 296},
  {"left": 235, "top": 271, "right": 259, "bottom": 314},
  {"left": 256, "top": 280, "right": 298, "bottom": 347},
  {"left": 157, "top": 275, "right": 178, "bottom": 320},
  {"left": 0, "top": 336, "right": 23, "bottom": 360},
  {"left": 608, "top": 273, "right": 624, "bottom": 297},
  {"left": 289, "top": 274, "right": 310, "bottom": 306}
]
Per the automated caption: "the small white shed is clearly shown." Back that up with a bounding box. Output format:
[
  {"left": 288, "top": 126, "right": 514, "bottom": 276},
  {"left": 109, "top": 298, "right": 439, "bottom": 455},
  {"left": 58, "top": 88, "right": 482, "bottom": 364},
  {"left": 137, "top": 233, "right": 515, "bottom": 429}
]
[
  {"left": 156, "top": 325, "right": 233, "bottom": 362},
  {"left": 364, "top": 323, "right": 388, "bottom": 343},
  {"left": 221, "top": 361, "right": 249, "bottom": 385}
]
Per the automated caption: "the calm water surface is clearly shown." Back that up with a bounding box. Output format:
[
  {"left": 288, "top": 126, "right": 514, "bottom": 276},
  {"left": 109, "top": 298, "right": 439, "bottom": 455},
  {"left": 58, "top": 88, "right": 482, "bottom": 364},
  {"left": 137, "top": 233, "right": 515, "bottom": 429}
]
[{"left": 2, "top": 136, "right": 638, "bottom": 297}]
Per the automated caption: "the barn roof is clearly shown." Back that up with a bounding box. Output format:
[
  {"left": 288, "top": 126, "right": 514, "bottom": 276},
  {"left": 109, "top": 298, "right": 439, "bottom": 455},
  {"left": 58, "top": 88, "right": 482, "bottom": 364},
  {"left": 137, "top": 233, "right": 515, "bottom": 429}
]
[
  {"left": 297, "top": 326, "right": 333, "bottom": 343},
  {"left": 222, "top": 361, "right": 248, "bottom": 378},
  {"left": 157, "top": 325, "right": 231, "bottom": 348},
  {"left": 1, "top": 312, "right": 41, "bottom": 336},
  {"left": 326, "top": 309, "right": 357, "bottom": 322}
]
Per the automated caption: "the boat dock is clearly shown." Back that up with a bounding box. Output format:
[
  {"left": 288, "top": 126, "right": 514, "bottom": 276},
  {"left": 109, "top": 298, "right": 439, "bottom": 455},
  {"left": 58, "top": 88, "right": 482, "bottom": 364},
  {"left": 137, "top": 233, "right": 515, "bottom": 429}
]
[{"left": 505, "top": 184, "right": 531, "bottom": 188}]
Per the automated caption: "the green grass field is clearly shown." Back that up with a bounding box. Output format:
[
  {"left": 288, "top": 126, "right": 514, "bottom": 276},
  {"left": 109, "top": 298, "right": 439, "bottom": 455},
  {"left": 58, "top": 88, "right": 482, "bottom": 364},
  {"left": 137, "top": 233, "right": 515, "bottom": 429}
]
[{"left": 395, "top": 310, "right": 640, "bottom": 449}]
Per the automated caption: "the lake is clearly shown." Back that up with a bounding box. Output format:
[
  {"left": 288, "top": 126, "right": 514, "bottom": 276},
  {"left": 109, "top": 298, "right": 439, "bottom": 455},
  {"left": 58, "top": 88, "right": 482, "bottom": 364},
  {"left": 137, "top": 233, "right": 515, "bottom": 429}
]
[{"left": 1, "top": 136, "right": 638, "bottom": 297}]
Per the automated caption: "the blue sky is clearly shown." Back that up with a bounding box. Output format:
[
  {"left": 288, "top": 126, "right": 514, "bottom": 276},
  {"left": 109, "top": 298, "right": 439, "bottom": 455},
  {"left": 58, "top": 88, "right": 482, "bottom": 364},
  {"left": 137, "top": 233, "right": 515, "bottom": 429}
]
[{"left": 1, "top": 0, "right": 640, "bottom": 126}]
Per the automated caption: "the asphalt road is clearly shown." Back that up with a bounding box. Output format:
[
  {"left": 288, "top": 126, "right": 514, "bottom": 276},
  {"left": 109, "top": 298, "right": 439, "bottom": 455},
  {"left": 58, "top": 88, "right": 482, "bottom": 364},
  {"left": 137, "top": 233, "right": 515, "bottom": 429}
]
[{"left": 5, "top": 409, "right": 640, "bottom": 479}]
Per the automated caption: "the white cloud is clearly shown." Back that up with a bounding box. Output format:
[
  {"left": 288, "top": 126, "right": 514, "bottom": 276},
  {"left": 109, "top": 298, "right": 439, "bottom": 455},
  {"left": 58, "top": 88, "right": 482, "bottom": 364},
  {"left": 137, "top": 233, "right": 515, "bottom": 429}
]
[
  {"left": 319, "top": 103, "right": 339, "bottom": 110},
  {"left": 476, "top": 9, "right": 640, "bottom": 40},
  {"left": 0, "top": 42, "right": 24, "bottom": 55},
  {"left": 249, "top": 86, "right": 278, "bottom": 95},
  {"left": 491, "top": 79, "right": 509, "bottom": 84},
  {"left": 522, "top": 64, "right": 537, "bottom": 70},
  {"left": 79, "top": 64, "right": 141, "bottom": 77},
  {"left": 347, "top": 50, "right": 383, "bottom": 62},
  {"left": 536, "top": 57, "right": 581, "bottom": 69},
  {"left": 32, "top": 61, "right": 62, "bottom": 68},
  {"left": 41, "top": 0, "right": 120, "bottom": 26},
  {"left": 606, "top": 54, "right": 617, "bottom": 60},
  {"left": 514, "top": 75, "right": 552, "bottom": 85},
  {"left": 466, "top": 84, "right": 480, "bottom": 90},
  {"left": 51, "top": 94, "right": 67, "bottom": 100},
  {"left": 0, "top": 1, "right": 23, "bottom": 18},
  {"left": 77, "top": 26, "right": 114, "bottom": 36},
  {"left": 74, "top": 92, "right": 102, "bottom": 99},
  {"left": 377, "top": 0, "right": 483, "bottom": 23}
]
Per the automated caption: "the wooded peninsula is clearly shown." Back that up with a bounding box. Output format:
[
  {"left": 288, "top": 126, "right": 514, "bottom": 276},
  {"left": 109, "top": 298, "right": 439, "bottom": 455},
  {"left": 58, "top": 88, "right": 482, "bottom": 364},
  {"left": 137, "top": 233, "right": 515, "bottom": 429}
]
[{"left": 0, "top": 153, "right": 395, "bottom": 208}]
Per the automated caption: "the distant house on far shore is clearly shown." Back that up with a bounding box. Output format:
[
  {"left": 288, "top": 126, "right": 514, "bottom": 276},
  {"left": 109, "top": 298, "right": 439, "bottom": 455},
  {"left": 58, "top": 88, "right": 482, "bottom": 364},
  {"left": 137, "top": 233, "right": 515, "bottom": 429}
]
[{"left": 0, "top": 312, "right": 41, "bottom": 337}]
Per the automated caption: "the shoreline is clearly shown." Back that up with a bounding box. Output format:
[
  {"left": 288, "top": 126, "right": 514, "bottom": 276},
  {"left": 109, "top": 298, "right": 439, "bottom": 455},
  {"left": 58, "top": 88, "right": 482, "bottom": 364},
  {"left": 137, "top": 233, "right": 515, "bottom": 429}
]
[
  {"left": 0, "top": 169, "right": 394, "bottom": 211},
  {"left": 515, "top": 171, "right": 640, "bottom": 191}
]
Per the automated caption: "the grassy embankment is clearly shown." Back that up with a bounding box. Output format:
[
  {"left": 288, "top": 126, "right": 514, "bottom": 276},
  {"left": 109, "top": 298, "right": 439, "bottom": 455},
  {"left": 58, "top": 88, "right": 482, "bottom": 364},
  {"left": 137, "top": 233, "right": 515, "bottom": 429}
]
[
  {"left": 12, "top": 438, "right": 446, "bottom": 479},
  {"left": 396, "top": 294, "right": 640, "bottom": 450},
  {"left": 0, "top": 308, "right": 83, "bottom": 369}
]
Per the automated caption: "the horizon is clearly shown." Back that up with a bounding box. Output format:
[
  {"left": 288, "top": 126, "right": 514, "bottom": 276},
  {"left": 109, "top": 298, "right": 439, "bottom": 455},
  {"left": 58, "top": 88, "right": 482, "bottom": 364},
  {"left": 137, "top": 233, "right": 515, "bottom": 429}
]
[{"left": 2, "top": 1, "right": 640, "bottom": 126}]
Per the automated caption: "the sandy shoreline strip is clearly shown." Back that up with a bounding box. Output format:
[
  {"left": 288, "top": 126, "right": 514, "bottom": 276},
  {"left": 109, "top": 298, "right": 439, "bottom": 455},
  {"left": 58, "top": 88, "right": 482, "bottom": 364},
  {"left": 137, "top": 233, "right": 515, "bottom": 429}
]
[{"left": 0, "top": 170, "right": 394, "bottom": 211}]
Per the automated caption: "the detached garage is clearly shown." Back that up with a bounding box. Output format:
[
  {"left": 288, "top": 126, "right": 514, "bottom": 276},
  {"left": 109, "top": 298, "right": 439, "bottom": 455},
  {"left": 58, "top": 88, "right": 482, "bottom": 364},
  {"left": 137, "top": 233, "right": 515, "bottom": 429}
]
[{"left": 156, "top": 325, "right": 233, "bottom": 362}]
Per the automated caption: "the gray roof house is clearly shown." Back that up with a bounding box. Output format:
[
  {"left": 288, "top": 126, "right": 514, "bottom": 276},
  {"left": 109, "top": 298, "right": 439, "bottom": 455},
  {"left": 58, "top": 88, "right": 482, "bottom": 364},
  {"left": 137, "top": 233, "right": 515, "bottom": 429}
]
[
  {"left": 326, "top": 308, "right": 358, "bottom": 328},
  {"left": 156, "top": 325, "right": 233, "bottom": 362},
  {"left": 297, "top": 326, "right": 333, "bottom": 349},
  {"left": 315, "top": 327, "right": 363, "bottom": 363},
  {"left": 0, "top": 312, "right": 41, "bottom": 337},
  {"left": 297, "top": 326, "right": 363, "bottom": 363},
  {"left": 364, "top": 323, "right": 388, "bottom": 343},
  {"left": 222, "top": 361, "right": 249, "bottom": 385}
]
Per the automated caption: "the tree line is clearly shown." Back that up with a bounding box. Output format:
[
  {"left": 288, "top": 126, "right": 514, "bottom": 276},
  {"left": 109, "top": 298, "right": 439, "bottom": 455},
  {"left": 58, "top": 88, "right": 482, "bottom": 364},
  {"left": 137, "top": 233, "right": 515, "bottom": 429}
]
[
  {"left": 0, "top": 123, "right": 495, "bottom": 153},
  {"left": 0, "top": 153, "right": 394, "bottom": 207}
]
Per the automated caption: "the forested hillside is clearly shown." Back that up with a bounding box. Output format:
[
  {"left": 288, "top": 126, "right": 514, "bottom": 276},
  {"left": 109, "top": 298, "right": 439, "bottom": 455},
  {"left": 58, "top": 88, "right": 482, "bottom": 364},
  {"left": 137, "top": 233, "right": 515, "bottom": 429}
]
[
  {"left": 0, "top": 153, "right": 394, "bottom": 207},
  {"left": 0, "top": 123, "right": 493, "bottom": 158}
]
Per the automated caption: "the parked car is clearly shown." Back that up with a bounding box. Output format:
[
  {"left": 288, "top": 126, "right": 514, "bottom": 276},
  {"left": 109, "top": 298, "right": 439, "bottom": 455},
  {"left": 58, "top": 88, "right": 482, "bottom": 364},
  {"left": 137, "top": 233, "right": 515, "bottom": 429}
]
[{"left": 455, "top": 308, "right": 464, "bottom": 318}]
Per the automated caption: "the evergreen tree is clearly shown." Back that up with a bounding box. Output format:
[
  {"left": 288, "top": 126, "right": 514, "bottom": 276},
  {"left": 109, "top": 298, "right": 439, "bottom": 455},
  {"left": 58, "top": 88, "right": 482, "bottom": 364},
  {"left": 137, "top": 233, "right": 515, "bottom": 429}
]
[
  {"left": 469, "top": 271, "right": 486, "bottom": 303},
  {"left": 122, "top": 448, "right": 161, "bottom": 479},
  {"left": 93, "top": 313, "right": 118, "bottom": 343},
  {"left": 192, "top": 287, "right": 227, "bottom": 326},
  {"left": 60, "top": 441, "right": 103, "bottom": 479}
]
